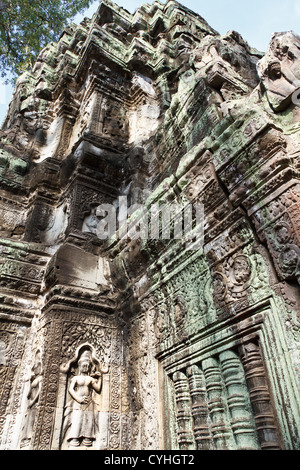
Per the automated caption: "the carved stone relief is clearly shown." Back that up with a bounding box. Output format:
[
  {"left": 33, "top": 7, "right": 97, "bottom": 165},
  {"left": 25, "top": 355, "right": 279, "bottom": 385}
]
[
  {"left": 20, "top": 350, "right": 43, "bottom": 448},
  {"left": 169, "top": 345, "right": 281, "bottom": 450},
  {"left": 60, "top": 345, "right": 108, "bottom": 449},
  {"left": 257, "top": 32, "right": 300, "bottom": 112}
]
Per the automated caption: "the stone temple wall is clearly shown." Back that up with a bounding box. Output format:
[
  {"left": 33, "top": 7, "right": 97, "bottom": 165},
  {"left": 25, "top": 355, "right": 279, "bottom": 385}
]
[{"left": 0, "top": 0, "right": 300, "bottom": 450}]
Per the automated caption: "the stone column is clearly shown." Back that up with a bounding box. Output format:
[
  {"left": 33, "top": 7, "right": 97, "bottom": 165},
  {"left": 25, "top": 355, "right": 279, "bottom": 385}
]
[
  {"left": 186, "top": 365, "right": 213, "bottom": 450},
  {"left": 202, "top": 357, "right": 235, "bottom": 450},
  {"left": 239, "top": 341, "right": 282, "bottom": 450},
  {"left": 172, "top": 371, "right": 195, "bottom": 450},
  {"left": 219, "top": 350, "right": 259, "bottom": 450}
]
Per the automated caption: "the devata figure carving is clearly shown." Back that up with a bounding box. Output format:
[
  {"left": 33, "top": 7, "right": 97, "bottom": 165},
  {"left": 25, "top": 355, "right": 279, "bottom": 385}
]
[
  {"left": 62, "top": 347, "right": 106, "bottom": 448},
  {"left": 20, "top": 351, "right": 43, "bottom": 448}
]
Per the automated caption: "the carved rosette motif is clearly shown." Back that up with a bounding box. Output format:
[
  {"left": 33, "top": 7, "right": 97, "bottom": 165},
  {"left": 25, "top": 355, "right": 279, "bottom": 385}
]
[{"left": 186, "top": 365, "right": 213, "bottom": 450}]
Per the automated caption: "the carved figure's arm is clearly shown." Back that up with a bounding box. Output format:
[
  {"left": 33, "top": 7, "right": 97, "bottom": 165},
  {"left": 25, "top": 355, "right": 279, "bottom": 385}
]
[
  {"left": 91, "top": 372, "right": 102, "bottom": 393},
  {"left": 69, "top": 377, "right": 85, "bottom": 404}
]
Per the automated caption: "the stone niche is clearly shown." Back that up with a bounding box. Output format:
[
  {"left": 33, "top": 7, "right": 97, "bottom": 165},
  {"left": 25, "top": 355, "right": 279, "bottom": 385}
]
[{"left": 0, "top": 0, "right": 300, "bottom": 451}]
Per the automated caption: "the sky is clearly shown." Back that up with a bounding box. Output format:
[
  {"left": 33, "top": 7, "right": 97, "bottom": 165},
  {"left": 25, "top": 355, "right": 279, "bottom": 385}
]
[{"left": 1, "top": 0, "right": 300, "bottom": 124}]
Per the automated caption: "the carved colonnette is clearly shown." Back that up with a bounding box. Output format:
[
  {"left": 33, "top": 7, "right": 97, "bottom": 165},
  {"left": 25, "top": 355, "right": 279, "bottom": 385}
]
[
  {"left": 172, "top": 371, "right": 195, "bottom": 449},
  {"left": 238, "top": 341, "right": 282, "bottom": 450},
  {"left": 164, "top": 344, "right": 280, "bottom": 451},
  {"left": 186, "top": 365, "right": 212, "bottom": 450}
]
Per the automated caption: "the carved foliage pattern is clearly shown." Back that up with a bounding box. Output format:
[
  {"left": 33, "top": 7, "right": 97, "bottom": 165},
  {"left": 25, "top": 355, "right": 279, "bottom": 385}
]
[
  {"left": 151, "top": 242, "right": 271, "bottom": 349},
  {"left": 125, "top": 299, "right": 160, "bottom": 450},
  {"left": 0, "top": 323, "right": 27, "bottom": 445}
]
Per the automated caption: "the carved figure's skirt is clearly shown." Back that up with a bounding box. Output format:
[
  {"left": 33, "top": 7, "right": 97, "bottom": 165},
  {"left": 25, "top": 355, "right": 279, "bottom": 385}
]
[{"left": 66, "top": 402, "right": 96, "bottom": 440}]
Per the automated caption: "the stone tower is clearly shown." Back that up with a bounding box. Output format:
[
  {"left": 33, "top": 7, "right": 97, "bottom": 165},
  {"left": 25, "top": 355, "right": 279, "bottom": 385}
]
[{"left": 0, "top": 0, "right": 300, "bottom": 450}]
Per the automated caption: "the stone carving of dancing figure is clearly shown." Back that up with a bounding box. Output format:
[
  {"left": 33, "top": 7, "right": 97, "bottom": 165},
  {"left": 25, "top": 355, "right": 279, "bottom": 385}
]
[
  {"left": 63, "top": 348, "right": 104, "bottom": 448},
  {"left": 20, "top": 351, "right": 43, "bottom": 448}
]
